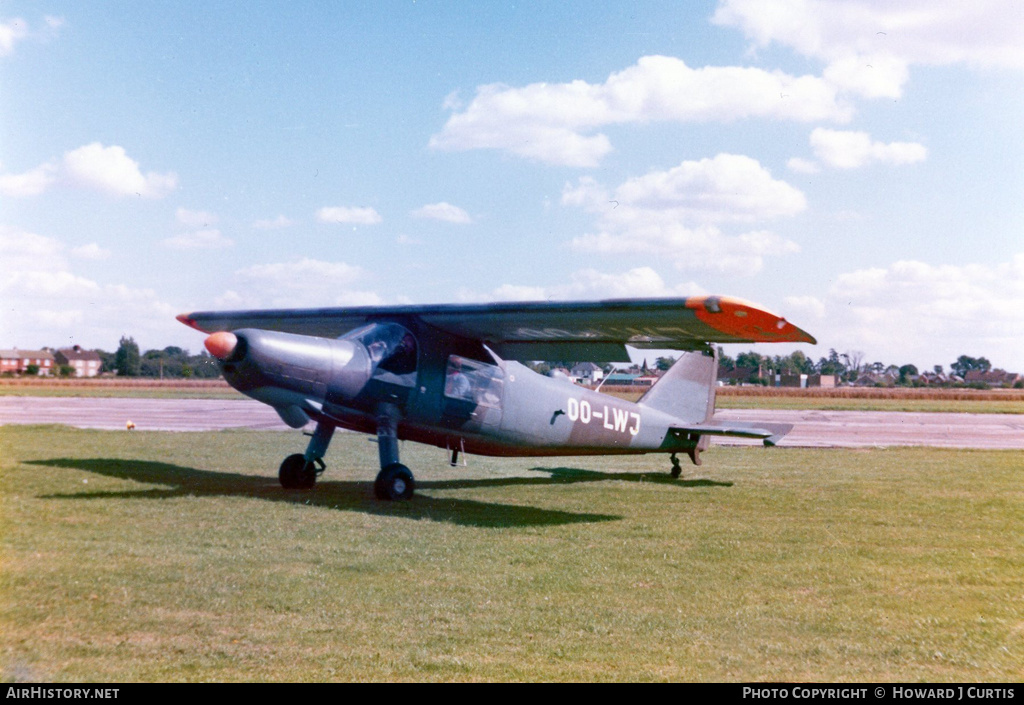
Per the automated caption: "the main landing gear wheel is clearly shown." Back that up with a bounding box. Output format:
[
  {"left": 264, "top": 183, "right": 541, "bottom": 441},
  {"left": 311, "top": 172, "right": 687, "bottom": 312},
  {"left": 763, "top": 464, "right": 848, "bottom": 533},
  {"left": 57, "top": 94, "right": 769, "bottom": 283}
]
[
  {"left": 374, "top": 463, "right": 415, "bottom": 501},
  {"left": 279, "top": 453, "right": 317, "bottom": 490}
]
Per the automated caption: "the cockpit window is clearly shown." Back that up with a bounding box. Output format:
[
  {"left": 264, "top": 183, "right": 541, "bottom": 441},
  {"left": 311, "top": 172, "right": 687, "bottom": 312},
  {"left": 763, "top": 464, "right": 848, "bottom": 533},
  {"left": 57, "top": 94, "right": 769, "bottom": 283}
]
[
  {"left": 444, "top": 355, "right": 504, "bottom": 408},
  {"left": 342, "top": 323, "right": 418, "bottom": 385}
]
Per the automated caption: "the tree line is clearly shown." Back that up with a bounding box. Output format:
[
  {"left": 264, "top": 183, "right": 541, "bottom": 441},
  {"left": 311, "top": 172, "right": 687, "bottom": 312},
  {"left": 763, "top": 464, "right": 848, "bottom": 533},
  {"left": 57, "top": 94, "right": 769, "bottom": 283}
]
[
  {"left": 24, "top": 335, "right": 1016, "bottom": 388},
  {"left": 104, "top": 336, "right": 221, "bottom": 378},
  {"left": 714, "top": 348, "right": 1013, "bottom": 387}
]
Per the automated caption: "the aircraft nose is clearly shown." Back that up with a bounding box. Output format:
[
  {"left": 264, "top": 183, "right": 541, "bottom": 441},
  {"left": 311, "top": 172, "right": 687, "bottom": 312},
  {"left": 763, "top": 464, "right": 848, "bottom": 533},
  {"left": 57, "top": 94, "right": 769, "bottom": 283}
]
[{"left": 204, "top": 331, "right": 238, "bottom": 360}]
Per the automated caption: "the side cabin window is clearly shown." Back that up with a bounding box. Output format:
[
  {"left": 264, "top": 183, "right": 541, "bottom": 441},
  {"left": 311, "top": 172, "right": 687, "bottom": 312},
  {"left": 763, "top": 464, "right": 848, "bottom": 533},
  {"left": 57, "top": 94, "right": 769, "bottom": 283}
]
[
  {"left": 444, "top": 355, "right": 504, "bottom": 409},
  {"left": 342, "top": 323, "right": 418, "bottom": 387}
]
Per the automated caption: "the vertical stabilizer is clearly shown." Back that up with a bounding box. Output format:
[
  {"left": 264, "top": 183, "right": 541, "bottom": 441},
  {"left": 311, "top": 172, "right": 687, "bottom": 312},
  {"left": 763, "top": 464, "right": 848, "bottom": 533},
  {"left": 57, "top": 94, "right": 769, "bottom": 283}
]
[{"left": 637, "top": 349, "right": 718, "bottom": 424}]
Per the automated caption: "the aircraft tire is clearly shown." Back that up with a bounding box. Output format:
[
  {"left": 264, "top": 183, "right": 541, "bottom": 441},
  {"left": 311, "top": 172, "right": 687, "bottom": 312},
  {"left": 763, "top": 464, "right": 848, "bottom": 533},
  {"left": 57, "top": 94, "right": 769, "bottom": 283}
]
[
  {"left": 374, "top": 463, "right": 415, "bottom": 501},
  {"left": 280, "top": 453, "right": 317, "bottom": 490}
]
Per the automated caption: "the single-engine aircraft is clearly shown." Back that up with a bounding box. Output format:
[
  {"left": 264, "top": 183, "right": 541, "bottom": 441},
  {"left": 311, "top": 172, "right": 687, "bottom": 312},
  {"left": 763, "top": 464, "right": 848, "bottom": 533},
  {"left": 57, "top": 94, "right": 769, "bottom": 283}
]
[{"left": 177, "top": 296, "right": 814, "bottom": 500}]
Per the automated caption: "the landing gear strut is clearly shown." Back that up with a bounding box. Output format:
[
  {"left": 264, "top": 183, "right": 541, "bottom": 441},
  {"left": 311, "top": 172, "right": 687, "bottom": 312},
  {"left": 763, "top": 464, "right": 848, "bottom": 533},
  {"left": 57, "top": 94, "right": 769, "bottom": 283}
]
[
  {"left": 670, "top": 453, "right": 683, "bottom": 479},
  {"left": 278, "top": 421, "right": 334, "bottom": 490},
  {"left": 373, "top": 403, "right": 415, "bottom": 501}
]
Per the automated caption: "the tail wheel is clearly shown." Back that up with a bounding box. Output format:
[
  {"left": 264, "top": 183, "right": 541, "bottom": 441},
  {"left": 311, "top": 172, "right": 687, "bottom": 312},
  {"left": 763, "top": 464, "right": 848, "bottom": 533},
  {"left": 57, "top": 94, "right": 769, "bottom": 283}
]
[
  {"left": 375, "top": 463, "right": 415, "bottom": 501},
  {"left": 280, "top": 453, "right": 317, "bottom": 490}
]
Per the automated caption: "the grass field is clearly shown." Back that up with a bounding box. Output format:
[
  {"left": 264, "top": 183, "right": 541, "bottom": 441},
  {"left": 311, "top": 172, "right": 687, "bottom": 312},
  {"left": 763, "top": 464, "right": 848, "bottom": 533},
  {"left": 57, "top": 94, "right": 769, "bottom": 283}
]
[{"left": 2, "top": 426, "right": 1021, "bottom": 682}]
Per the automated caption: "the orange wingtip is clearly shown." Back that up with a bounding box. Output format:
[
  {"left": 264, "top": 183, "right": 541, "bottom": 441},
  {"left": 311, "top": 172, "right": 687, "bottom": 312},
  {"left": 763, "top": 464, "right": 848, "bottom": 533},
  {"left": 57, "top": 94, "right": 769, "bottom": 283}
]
[
  {"left": 688, "top": 296, "right": 816, "bottom": 344},
  {"left": 176, "top": 313, "right": 208, "bottom": 333}
]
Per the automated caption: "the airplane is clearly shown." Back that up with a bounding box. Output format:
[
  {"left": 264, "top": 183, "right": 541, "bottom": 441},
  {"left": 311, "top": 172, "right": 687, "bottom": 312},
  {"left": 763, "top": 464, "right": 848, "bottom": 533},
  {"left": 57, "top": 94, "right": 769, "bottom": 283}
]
[{"left": 177, "top": 296, "right": 815, "bottom": 501}]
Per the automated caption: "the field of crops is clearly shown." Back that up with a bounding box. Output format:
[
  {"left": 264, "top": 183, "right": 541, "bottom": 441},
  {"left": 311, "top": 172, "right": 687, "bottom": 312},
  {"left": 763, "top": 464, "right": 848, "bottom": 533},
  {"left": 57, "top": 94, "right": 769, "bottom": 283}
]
[{"left": 4, "top": 378, "right": 1024, "bottom": 413}]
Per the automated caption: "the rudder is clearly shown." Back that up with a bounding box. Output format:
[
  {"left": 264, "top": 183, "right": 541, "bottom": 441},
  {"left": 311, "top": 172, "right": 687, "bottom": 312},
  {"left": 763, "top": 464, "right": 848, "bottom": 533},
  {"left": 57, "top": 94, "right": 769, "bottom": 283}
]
[{"left": 637, "top": 348, "right": 718, "bottom": 424}]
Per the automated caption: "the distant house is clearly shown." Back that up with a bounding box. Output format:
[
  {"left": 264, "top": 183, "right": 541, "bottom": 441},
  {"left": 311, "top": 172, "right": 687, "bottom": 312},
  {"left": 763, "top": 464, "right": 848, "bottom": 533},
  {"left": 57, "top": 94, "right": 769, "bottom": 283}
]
[
  {"left": 807, "top": 374, "right": 837, "bottom": 388},
  {"left": 918, "top": 371, "right": 950, "bottom": 386},
  {"left": 0, "top": 350, "right": 19, "bottom": 375},
  {"left": 55, "top": 346, "right": 103, "bottom": 377},
  {"left": 548, "top": 366, "right": 572, "bottom": 381},
  {"left": 570, "top": 362, "right": 604, "bottom": 385},
  {"left": 718, "top": 366, "right": 758, "bottom": 385},
  {"left": 853, "top": 372, "right": 898, "bottom": 387},
  {"left": 604, "top": 372, "right": 642, "bottom": 386},
  {"left": 776, "top": 374, "right": 805, "bottom": 388},
  {"left": 965, "top": 369, "right": 1021, "bottom": 387},
  {"left": 0, "top": 348, "right": 55, "bottom": 375}
]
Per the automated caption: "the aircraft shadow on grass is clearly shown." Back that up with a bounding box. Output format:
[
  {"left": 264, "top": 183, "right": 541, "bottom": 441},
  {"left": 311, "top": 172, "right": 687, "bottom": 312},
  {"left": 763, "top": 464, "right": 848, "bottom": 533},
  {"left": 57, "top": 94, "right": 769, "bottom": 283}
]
[{"left": 28, "top": 459, "right": 730, "bottom": 529}]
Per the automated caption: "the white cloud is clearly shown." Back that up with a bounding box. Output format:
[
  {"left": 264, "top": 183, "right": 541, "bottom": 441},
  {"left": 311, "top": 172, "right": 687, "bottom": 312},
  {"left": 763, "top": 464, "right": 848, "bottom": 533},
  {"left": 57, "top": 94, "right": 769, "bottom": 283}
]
[
  {"left": 0, "top": 143, "right": 176, "bottom": 199},
  {"left": 163, "top": 229, "right": 233, "bottom": 250},
  {"left": 0, "top": 18, "right": 28, "bottom": 55},
  {"left": 430, "top": 55, "right": 850, "bottom": 167},
  {"left": 316, "top": 206, "right": 382, "bottom": 225},
  {"left": 810, "top": 128, "right": 927, "bottom": 169},
  {"left": 714, "top": 1, "right": 1024, "bottom": 100},
  {"left": 411, "top": 202, "right": 473, "bottom": 224},
  {"left": 822, "top": 54, "right": 909, "bottom": 100},
  {"left": 176, "top": 207, "right": 219, "bottom": 228},
  {"left": 787, "top": 157, "right": 820, "bottom": 174},
  {"left": 252, "top": 215, "right": 294, "bottom": 230},
  {"left": 812, "top": 255, "right": 1024, "bottom": 370},
  {"left": 229, "top": 258, "right": 382, "bottom": 308},
  {"left": 784, "top": 295, "right": 827, "bottom": 319},
  {"left": 62, "top": 143, "right": 178, "bottom": 198},
  {"left": 0, "top": 14, "right": 64, "bottom": 56},
  {"left": 0, "top": 225, "right": 181, "bottom": 351},
  {"left": 0, "top": 162, "right": 56, "bottom": 197},
  {"left": 71, "top": 243, "right": 112, "bottom": 260},
  {"left": 614, "top": 153, "right": 807, "bottom": 222},
  {"left": 563, "top": 154, "right": 804, "bottom": 274},
  {"left": 460, "top": 267, "right": 708, "bottom": 303},
  {"left": 0, "top": 225, "right": 65, "bottom": 272}
]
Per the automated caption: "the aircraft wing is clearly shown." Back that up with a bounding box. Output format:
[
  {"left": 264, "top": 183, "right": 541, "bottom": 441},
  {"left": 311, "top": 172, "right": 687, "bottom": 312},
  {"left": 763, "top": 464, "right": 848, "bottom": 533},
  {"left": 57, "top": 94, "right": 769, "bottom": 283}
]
[{"left": 178, "top": 296, "right": 815, "bottom": 362}]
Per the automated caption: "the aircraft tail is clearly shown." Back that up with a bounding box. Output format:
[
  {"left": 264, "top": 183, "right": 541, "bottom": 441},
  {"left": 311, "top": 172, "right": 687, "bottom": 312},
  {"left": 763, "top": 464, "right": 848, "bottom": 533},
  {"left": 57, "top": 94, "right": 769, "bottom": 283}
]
[{"left": 638, "top": 348, "right": 718, "bottom": 424}]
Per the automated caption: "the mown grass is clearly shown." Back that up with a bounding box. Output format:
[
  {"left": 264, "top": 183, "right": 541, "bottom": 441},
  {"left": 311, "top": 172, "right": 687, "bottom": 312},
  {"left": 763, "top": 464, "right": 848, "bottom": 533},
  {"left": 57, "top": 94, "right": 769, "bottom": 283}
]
[{"left": 1, "top": 426, "right": 1021, "bottom": 682}]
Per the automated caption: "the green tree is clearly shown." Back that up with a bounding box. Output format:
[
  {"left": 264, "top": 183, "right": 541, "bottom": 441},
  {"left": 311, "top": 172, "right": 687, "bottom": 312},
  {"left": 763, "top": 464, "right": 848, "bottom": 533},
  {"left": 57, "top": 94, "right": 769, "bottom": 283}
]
[
  {"left": 114, "top": 336, "right": 140, "bottom": 377},
  {"left": 735, "top": 351, "right": 764, "bottom": 370},
  {"left": 187, "top": 351, "right": 222, "bottom": 378},
  {"left": 898, "top": 364, "right": 919, "bottom": 385},
  {"left": 817, "top": 348, "right": 847, "bottom": 377},
  {"left": 716, "top": 346, "right": 735, "bottom": 369},
  {"left": 951, "top": 355, "right": 991, "bottom": 379}
]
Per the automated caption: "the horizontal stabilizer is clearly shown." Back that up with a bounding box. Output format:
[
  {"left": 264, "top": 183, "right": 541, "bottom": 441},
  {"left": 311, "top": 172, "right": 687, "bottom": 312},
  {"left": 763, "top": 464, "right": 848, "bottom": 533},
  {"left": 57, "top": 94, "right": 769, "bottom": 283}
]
[{"left": 669, "top": 421, "right": 793, "bottom": 447}]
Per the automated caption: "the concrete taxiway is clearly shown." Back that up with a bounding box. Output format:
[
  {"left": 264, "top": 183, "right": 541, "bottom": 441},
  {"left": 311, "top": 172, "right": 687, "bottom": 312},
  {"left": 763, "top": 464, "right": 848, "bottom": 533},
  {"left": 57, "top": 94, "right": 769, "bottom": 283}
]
[{"left": 1, "top": 396, "right": 1022, "bottom": 449}]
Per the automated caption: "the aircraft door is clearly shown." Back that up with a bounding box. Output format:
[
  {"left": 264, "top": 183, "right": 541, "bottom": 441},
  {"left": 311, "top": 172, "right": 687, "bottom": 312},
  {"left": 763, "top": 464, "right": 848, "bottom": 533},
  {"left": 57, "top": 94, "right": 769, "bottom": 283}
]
[{"left": 441, "top": 355, "right": 504, "bottom": 430}]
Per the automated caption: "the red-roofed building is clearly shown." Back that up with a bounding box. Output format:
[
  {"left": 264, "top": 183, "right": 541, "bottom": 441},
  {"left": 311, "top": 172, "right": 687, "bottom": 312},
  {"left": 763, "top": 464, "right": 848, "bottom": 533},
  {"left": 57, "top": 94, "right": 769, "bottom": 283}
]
[
  {"left": 0, "top": 348, "right": 55, "bottom": 375},
  {"left": 54, "top": 346, "right": 103, "bottom": 377}
]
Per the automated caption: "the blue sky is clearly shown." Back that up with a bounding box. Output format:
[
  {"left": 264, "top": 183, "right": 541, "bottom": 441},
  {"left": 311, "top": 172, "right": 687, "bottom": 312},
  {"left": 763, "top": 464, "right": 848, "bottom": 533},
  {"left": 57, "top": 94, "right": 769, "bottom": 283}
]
[{"left": 2, "top": 1, "right": 1023, "bottom": 372}]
